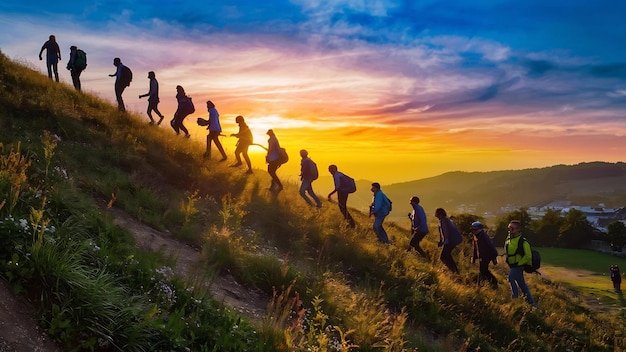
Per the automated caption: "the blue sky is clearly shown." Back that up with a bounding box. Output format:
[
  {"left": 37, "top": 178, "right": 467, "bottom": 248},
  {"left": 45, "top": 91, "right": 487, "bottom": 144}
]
[{"left": 1, "top": 0, "right": 625, "bottom": 182}]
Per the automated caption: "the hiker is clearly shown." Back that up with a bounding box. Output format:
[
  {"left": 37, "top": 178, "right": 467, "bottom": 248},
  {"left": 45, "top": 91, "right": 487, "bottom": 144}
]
[
  {"left": 299, "top": 149, "right": 322, "bottom": 208},
  {"left": 229, "top": 115, "right": 253, "bottom": 173},
  {"left": 66, "top": 46, "right": 86, "bottom": 91},
  {"left": 170, "top": 85, "right": 193, "bottom": 137},
  {"left": 504, "top": 220, "right": 537, "bottom": 306},
  {"left": 369, "top": 182, "right": 391, "bottom": 244},
  {"left": 265, "top": 129, "right": 283, "bottom": 192},
  {"left": 108, "top": 58, "right": 132, "bottom": 112},
  {"left": 471, "top": 221, "right": 499, "bottom": 288},
  {"left": 138, "top": 71, "right": 165, "bottom": 125},
  {"left": 435, "top": 208, "right": 461, "bottom": 274},
  {"left": 327, "top": 165, "right": 356, "bottom": 228},
  {"left": 39, "top": 35, "right": 61, "bottom": 82},
  {"left": 408, "top": 196, "right": 429, "bottom": 258},
  {"left": 610, "top": 265, "right": 622, "bottom": 293},
  {"left": 203, "top": 100, "right": 227, "bottom": 160}
]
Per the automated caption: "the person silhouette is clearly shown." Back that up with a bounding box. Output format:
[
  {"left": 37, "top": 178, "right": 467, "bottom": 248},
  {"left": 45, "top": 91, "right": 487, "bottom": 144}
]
[
  {"left": 229, "top": 115, "right": 253, "bottom": 173},
  {"left": 327, "top": 165, "right": 356, "bottom": 228},
  {"left": 108, "top": 58, "right": 131, "bottom": 112},
  {"left": 298, "top": 149, "right": 322, "bottom": 208},
  {"left": 39, "top": 35, "right": 61, "bottom": 82},
  {"left": 203, "top": 100, "right": 227, "bottom": 160},
  {"left": 265, "top": 129, "right": 283, "bottom": 192},
  {"left": 138, "top": 71, "right": 165, "bottom": 125},
  {"left": 170, "top": 85, "right": 193, "bottom": 137},
  {"left": 66, "top": 46, "right": 86, "bottom": 91}
]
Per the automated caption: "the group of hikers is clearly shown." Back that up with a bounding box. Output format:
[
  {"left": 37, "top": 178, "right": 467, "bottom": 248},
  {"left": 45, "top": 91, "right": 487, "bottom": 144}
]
[{"left": 40, "top": 35, "right": 558, "bottom": 308}]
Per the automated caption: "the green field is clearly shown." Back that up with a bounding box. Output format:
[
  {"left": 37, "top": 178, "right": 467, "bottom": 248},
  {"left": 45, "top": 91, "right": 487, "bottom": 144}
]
[{"left": 538, "top": 247, "right": 626, "bottom": 312}]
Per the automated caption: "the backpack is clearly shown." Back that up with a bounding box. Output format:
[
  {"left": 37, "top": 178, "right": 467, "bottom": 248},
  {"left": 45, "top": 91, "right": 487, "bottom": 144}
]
[
  {"left": 121, "top": 65, "right": 133, "bottom": 87},
  {"left": 186, "top": 96, "right": 195, "bottom": 114},
  {"left": 75, "top": 49, "right": 87, "bottom": 70},
  {"left": 513, "top": 237, "right": 541, "bottom": 274},
  {"left": 277, "top": 148, "right": 289, "bottom": 165},
  {"left": 306, "top": 159, "right": 319, "bottom": 181},
  {"left": 340, "top": 174, "right": 357, "bottom": 193}
]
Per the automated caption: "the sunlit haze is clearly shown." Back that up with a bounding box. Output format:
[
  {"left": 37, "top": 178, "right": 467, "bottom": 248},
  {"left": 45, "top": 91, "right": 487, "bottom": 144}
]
[{"left": 1, "top": 1, "right": 625, "bottom": 184}]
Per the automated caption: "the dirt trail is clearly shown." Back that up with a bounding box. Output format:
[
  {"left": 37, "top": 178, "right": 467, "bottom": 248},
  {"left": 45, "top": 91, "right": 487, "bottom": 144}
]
[
  {"left": 108, "top": 207, "right": 269, "bottom": 322},
  {"left": 0, "top": 281, "right": 61, "bottom": 352}
]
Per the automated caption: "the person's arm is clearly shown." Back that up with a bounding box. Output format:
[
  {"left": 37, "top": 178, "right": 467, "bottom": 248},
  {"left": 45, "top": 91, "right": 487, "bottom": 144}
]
[
  {"left": 38, "top": 43, "right": 45, "bottom": 60},
  {"left": 372, "top": 193, "right": 382, "bottom": 215},
  {"left": 327, "top": 174, "right": 339, "bottom": 200}
]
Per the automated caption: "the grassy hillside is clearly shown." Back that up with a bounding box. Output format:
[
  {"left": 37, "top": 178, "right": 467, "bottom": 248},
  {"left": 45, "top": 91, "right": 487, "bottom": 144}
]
[{"left": 1, "top": 50, "right": 625, "bottom": 351}]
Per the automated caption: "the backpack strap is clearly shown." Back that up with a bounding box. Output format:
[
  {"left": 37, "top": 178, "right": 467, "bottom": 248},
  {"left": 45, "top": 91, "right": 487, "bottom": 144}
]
[{"left": 515, "top": 237, "right": 526, "bottom": 257}]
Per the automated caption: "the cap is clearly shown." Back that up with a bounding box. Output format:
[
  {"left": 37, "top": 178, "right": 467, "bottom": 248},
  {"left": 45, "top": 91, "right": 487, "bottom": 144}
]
[{"left": 471, "top": 221, "right": 483, "bottom": 229}]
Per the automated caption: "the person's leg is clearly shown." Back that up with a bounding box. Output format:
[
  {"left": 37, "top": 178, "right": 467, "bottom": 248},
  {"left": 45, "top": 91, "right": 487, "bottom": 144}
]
[
  {"left": 71, "top": 69, "right": 79, "bottom": 90},
  {"left": 337, "top": 192, "right": 355, "bottom": 227},
  {"left": 242, "top": 145, "right": 252, "bottom": 171},
  {"left": 299, "top": 180, "right": 314, "bottom": 205},
  {"left": 307, "top": 183, "right": 322, "bottom": 207},
  {"left": 409, "top": 230, "right": 428, "bottom": 258},
  {"left": 213, "top": 135, "right": 227, "bottom": 160},
  {"left": 115, "top": 82, "right": 126, "bottom": 111},
  {"left": 440, "top": 245, "right": 459, "bottom": 273},
  {"left": 480, "top": 260, "right": 498, "bottom": 287},
  {"left": 171, "top": 113, "right": 180, "bottom": 134},
  {"left": 267, "top": 162, "right": 282, "bottom": 190},
  {"left": 52, "top": 62, "right": 59, "bottom": 82},
  {"left": 373, "top": 216, "right": 390, "bottom": 243},
  {"left": 146, "top": 104, "right": 155, "bottom": 123},
  {"left": 178, "top": 114, "right": 189, "bottom": 136},
  {"left": 46, "top": 61, "right": 53, "bottom": 79},
  {"left": 514, "top": 270, "right": 535, "bottom": 305},
  {"left": 233, "top": 144, "right": 244, "bottom": 165},
  {"left": 153, "top": 102, "right": 164, "bottom": 124}
]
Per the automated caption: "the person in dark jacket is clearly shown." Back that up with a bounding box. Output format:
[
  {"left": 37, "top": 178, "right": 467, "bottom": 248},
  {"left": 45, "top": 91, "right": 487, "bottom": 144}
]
[
  {"left": 170, "top": 85, "right": 192, "bottom": 137},
  {"left": 39, "top": 35, "right": 61, "bottom": 82},
  {"left": 435, "top": 208, "right": 461, "bottom": 274},
  {"left": 139, "top": 71, "right": 165, "bottom": 125},
  {"left": 610, "top": 264, "right": 622, "bottom": 293},
  {"left": 471, "top": 221, "right": 499, "bottom": 288},
  {"left": 299, "top": 149, "right": 322, "bottom": 208},
  {"left": 408, "top": 196, "right": 429, "bottom": 258},
  {"left": 108, "top": 57, "right": 130, "bottom": 111},
  {"left": 66, "top": 46, "right": 84, "bottom": 91}
]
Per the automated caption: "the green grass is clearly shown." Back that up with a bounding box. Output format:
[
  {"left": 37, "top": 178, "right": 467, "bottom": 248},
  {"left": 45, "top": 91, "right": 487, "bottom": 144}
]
[
  {"left": 538, "top": 247, "right": 626, "bottom": 310},
  {"left": 539, "top": 247, "right": 626, "bottom": 274}
]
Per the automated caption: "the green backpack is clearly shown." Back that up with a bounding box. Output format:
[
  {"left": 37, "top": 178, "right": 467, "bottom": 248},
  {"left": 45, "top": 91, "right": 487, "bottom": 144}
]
[{"left": 74, "top": 49, "right": 87, "bottom": 70}]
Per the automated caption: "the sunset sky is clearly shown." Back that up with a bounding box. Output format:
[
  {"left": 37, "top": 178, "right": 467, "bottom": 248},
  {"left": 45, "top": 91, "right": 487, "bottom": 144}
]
[{"left": 1, "top": 1, "right": 625, "bottom": 184}]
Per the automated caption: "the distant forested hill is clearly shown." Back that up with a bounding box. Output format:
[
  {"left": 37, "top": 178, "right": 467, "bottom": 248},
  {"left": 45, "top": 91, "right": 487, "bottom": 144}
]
[{"left": 354, "top": 162, "right": 626, "bottom": 220}]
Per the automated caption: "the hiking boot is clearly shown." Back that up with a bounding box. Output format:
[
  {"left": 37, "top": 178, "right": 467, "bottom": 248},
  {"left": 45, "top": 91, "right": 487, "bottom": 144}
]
[
  {"left": 184, "top": 134, "right": 191, "bottom": 138},
  {"left": 148, "top": 120, "right": 155, "bottom": 125},
  {"left": 219, "top": 156, "right": 227, "bottom": 162}
]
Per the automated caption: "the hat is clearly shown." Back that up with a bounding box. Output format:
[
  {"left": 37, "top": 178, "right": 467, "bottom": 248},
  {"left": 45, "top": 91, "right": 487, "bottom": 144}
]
[{"left": 471, "top": 221, "right": 483, "bottom": 229}]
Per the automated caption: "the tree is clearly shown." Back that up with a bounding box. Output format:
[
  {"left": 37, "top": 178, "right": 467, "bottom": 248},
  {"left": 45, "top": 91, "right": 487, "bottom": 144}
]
[
  {"left": 606, "top": 221, "right": 626, "bottom": 252},
  {"left": 530, "top": 209, "right": 563, "bottom": 247},
  {"left": 558, "top": 209, "right": 594, "bottom": 248}
]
